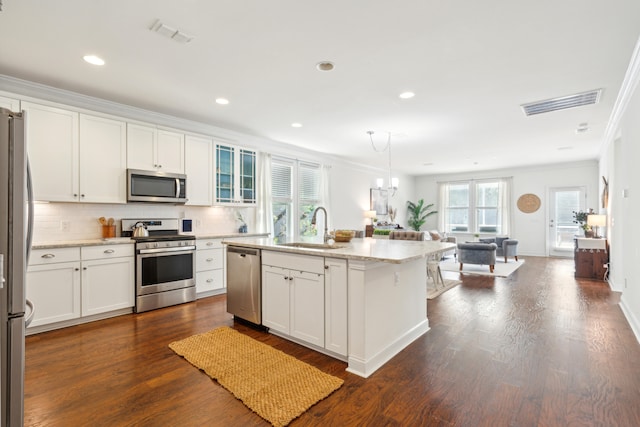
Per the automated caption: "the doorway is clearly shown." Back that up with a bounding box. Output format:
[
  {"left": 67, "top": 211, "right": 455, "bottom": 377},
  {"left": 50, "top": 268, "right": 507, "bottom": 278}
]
[{"left": 548, "top": 186, "right": 586, "bottom": 257}]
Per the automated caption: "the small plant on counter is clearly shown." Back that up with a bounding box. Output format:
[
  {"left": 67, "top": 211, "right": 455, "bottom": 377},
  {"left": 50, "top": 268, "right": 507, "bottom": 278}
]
[
  {"left": 236, "top": 211, "right": 248, "bottom": 233},
  {"left": 373, "top": 229, "right": 391, "bottom": 236}
]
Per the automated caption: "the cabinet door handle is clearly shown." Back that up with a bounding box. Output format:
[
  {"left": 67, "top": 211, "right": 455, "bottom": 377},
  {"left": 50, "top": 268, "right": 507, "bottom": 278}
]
[
  {"left": 41, "top": 254, "right": 55, "bottom": 259},
  {"left": 81, "top": 194, "right": 85, "bottom": 198},
  {"left": 324, "top": 265, "right": 329, "bottom": 270},
  {"left": 74, "top": 268, "right": 79, "bottom": 271},
  {"left": 206, "top": 258, "right": 214, "bottom": 262},
  {"left": 104, "top": 249, "right": 115, "bottom": 254},
  {"left": 206, "top": 242, "right": 214, "bottom": 246},
  {"left": 206, "top": 279, "right": 213, "bottom": 283},
  {"left": 284, "top": 276, "right": 288, "bottom": 281},
  {"left": 289, "top": 277, "right": 293, "bottom": 281},
  {"left": 83, "top": 267, "right": 87, "bottom": 270}
]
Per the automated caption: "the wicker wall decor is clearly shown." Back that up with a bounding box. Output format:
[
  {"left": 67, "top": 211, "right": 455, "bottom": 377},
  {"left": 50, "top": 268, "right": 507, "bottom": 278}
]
[{"left": 517, "top": 193, "right": 541, "bottom": 213}]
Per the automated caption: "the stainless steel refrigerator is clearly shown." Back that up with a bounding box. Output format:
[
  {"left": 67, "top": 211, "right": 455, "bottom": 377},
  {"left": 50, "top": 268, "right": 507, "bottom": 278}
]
[{"left": 1, "top": 107, "right": 34, "bottom": 426}]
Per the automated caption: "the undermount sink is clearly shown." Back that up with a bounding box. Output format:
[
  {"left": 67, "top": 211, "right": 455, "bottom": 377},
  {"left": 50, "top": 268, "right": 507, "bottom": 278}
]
[{"left": 278, "top": 242, "right": 347, "bottom": 250}]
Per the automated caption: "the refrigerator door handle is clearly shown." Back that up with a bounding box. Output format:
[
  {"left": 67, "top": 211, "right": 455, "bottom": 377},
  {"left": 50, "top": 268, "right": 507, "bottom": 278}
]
[
  {"left": 26, "top": 158, "right": 34, "bottom": 265},
  {"left": 25, "top": 298, "right": 35, "bottom": 327}
]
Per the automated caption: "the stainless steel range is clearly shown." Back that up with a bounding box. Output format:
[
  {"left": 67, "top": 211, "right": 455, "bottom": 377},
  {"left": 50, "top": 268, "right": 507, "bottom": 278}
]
[{"left": 122, "top": 219, "right": 196, "bottom": 313}]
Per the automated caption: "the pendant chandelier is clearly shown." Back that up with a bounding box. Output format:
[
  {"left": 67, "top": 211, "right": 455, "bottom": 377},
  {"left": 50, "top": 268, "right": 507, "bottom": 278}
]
[{"left": 368, "top": 130, "right": 398, "bottom": 197}]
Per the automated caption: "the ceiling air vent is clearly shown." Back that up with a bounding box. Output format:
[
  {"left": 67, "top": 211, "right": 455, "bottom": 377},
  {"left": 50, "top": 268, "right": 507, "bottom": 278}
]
[
  {"left": 521, "top": 89, "right": 602, "bottom": 116},
  {"left": 150, "top": 19, "right": 194, "bottom": 44}
]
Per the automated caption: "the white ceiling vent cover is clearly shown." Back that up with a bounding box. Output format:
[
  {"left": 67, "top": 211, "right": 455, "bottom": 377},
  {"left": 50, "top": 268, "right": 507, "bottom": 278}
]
[
  {"left": 150, "top": 19, "right": 194, "bottom": 44},
  {"left": 521, "top": 89, "right": 602, "bottom": 116}
]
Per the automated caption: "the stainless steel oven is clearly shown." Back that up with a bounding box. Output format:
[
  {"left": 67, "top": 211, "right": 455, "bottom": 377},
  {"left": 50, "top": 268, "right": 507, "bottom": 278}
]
[{"left": 123, "top": 219, "right": 196, "bottom": 313}]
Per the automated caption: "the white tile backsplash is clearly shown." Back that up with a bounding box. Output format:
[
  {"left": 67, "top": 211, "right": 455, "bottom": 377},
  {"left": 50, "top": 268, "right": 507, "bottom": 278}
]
[{"left": 33, "top": 202, "right": 255, "bottom": 242}]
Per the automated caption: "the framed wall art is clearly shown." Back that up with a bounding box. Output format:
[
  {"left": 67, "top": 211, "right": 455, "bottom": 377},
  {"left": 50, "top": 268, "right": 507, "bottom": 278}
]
[{"left": 370, "top": 188, "right": 389, "bottom": 215}]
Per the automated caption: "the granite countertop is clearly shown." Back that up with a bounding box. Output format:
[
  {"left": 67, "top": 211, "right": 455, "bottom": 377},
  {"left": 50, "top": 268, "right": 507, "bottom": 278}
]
[
  {"left": 32, "top": 232, "right": 270, "bottom": 249},
  {"left": 222, "top": 237, "right": 456, "bottom": 264}
]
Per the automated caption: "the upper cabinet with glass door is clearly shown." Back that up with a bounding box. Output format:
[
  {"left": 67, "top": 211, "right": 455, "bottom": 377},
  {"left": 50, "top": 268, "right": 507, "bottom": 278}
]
[{"left": 214, "top": 144, "right": 256, "bottom": 205}]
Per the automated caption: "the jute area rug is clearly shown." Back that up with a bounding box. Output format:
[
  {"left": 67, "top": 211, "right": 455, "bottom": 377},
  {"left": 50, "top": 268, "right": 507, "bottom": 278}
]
[
  {"left": 169, "top": 326, "right": 343, "bottom": 427},
  {"left": 439, "top": 258, "right": 525, "bottom": 278}
]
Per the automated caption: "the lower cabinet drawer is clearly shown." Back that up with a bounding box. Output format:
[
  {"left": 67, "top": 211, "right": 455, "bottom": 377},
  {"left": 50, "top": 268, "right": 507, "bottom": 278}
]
[{"left": 196, "top": 269, "right": 224, "bottom": 293}]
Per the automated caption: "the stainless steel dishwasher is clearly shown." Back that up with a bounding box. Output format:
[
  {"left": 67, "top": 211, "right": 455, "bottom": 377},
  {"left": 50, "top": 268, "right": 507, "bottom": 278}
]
[{"left": 226, "top": 246, "right": 262, "bottom": 325}]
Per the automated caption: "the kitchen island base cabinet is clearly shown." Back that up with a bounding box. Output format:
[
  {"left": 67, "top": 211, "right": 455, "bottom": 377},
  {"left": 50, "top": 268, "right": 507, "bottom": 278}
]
[
  {"left": 227, "top": 238, "right": 450, "bottom": 376},
  {"left": 346, "top": 258, "right": 429, "bottom": 378},
  {"left": 262, "top": 252, "right": 326, "bottom": 348}
]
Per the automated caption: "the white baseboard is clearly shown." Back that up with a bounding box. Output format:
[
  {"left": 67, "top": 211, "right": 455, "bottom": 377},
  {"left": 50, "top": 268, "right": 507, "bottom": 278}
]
[{"left": 619, "top": 293, "right": 640, "bottom": 344}]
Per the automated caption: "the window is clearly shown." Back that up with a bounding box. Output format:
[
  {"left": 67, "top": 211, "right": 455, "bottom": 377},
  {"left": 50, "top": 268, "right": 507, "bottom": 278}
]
[
  {"left": 271, "top": 157, "right": 322, "bottom": 242},
  {"left": 439, "top": 178, "right": 511, "bottom": 235}
]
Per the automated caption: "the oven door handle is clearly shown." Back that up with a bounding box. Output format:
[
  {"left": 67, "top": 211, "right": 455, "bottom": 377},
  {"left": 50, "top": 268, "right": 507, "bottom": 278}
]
[{"left": 138, "top": 246, "right": 196, "bottom": 254}]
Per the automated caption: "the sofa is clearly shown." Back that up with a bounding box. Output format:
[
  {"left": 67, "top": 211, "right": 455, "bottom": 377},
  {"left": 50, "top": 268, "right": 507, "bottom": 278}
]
[
  {"left": 479, "top": 237, "right": 519, "bottom": 262},
  {"left": 389, "top": 230, "right": 425, "bottom": 240},
  {"left": 457, "top": 242, "right": 498, "bottom": 272}
]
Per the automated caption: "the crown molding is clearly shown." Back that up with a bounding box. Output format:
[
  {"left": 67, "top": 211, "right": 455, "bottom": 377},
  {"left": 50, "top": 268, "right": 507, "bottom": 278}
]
[{"left": 601, "top": 35, "right": 640, "bottom": 157}]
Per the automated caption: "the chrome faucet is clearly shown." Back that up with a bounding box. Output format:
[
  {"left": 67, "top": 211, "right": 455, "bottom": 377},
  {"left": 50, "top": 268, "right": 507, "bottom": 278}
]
[{"left": 311, "top": 206, "right": 331, "bottom": 243}]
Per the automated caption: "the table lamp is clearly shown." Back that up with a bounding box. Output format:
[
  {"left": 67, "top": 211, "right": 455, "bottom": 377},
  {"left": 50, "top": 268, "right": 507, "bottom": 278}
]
[{"left": 587, "top": 214, "right": 606, "bottom": 238}]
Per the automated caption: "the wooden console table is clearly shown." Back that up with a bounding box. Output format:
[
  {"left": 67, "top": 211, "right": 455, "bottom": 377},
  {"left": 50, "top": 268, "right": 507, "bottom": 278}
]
[{"left": 574, "top": 238, "right": 608, "bottom": 280}]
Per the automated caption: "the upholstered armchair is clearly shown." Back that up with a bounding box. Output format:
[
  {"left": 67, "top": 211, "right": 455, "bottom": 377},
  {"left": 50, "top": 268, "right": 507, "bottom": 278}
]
[
  {"left": 479, "top": 237, "right": 519, "bottom": 262},
  {"left": 457, "top": 242, "right": 497, "bottom": 272},
  {"left": 389, "top": 230, "right": 425, "bottom": 241}
]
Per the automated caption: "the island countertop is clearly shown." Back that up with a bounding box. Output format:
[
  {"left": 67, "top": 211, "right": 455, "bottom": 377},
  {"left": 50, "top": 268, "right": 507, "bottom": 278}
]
[{"left": 222, "top": 237, "right": 456, "bottom": 264}]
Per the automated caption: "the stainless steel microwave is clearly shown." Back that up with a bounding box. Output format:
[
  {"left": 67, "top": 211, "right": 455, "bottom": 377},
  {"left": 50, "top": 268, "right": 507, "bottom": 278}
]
[{"left": 127, "top": 169, "right": 187, "bottom": 204}]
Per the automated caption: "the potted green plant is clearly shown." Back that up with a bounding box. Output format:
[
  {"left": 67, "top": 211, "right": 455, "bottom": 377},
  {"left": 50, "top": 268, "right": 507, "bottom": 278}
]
[
  {"left": 573, "top": 209, "right": 593, "bottom": 237},
  {"left": 406, "top": 199, "right": 437, "bottom": 231},
  {"left": 372, "top": 229, "right": 391, "bottom": 239}
]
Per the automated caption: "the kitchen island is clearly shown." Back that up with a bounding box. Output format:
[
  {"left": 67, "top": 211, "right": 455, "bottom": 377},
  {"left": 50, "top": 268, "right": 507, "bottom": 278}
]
[{"left": 223, "top": 237, "right": 455, "bottom": 377}]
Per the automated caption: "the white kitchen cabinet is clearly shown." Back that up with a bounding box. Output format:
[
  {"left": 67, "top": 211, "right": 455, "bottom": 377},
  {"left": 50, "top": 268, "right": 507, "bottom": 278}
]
[
  {"left": 27, "top": 244, "right": 134, "bottom": 332},
  {"left": 262, "top": 264, "right": 291, "bottom": 333},
  {"left": 22, "top": 102, "right": 127, "bottom": 203},
  {"left": 185, "top": 134, "right": 213, "bottom": 206},
  {"left": 195, "top": 239, "right": 224, "bottom": 295},
  {"left": 79, "top": 114, "right": 127, "bottom": 203},
  {"left": 324, "top": 258, "right": 348, "bottom": 356},
  {"left": 215, "top": 144, "right": 256, "bottom": 205},
  {"left": 127, "top": 123, "right": 185, "bottom": 174},
  {"left": 290, "top": 269, "right": 325, "bottom": 346},
  {"left": 262, "top": 251, "right": 325, "bottom": 347},
  {"left": 0, "top": 95, "right": 20, "bottom": 111},
  {"left": 80, "top": 244, "right": 134, "bottom": 316},
  {"left": 22, "top": 102, "right": 79, "bottom": 202},
  {"left": 26, "top": 248, "right": 82, "bottom": 327}
]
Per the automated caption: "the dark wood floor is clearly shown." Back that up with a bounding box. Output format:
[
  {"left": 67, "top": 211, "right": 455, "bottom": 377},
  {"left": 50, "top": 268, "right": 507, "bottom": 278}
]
[{"left": 25, "top": 257, "right": 640, "bottom": 426}]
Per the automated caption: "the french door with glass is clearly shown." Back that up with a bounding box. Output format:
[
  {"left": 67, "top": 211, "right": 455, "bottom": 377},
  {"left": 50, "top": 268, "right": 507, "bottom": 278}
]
[{"left": 548, "top": 186, "right": 586, "bottom": 257}]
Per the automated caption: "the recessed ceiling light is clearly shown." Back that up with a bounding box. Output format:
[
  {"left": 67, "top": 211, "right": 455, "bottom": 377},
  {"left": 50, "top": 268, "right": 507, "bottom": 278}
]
[
  {"left": 215, "top": 98, "right": 229, "bottom": 105},
  {"left": 83, "top": 55, "right": 105, "bottom": 66},
  {"left": 291, "top": 123, "right": 303, "bottom": 128},
  {"left": 399, "top": 92, "right": 415, "bottom": 99},
  {"left": 316, "top": 61, "right": 335, "bottom": 72}
]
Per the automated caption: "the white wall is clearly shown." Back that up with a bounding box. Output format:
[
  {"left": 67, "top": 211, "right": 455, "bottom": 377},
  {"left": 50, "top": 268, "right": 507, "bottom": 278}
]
[
  {"left": 414, "top": 161, "right": 599, "bottom": 257},
  {"left": 607, "top": 71, "right": 640, "bottom": 339},
  {"left": 329, "top": 160, "right": 415, "bottom": 232}
]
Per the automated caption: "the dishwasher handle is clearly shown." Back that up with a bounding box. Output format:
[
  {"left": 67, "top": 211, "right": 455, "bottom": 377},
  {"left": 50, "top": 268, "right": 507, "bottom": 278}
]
[{"left": 227, "top": 246, "right": 260, "bottom": 257}]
